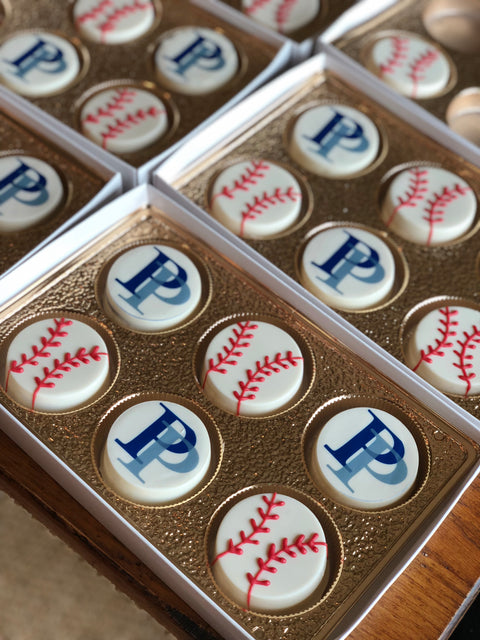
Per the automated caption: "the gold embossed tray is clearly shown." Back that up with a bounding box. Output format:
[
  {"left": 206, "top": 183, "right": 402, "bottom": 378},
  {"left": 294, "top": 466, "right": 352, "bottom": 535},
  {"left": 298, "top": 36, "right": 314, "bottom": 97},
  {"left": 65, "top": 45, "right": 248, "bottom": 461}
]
[
  {"left": 155, "top": 51, "right": 480, "bottom": 420},
  {"left": 0, "top": 184, "right": 478, "bottom": 640}
]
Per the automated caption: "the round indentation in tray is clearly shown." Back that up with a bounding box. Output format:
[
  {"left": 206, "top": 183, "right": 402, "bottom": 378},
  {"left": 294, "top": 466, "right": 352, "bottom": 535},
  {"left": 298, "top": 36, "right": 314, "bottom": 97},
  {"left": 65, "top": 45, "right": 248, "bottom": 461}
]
[
  {"left": 446, "top": 88, "right": 480, "bottom": 146},
  {"left": 195, "top": 315, "right": 314, "bottom": 418},
  {"left": 303, "top": 395, "right": 430, "bottom": 512},
  {"left": 0, "top": 311, "right": 119, "bottom": 414},
  {"left": 423, "top": 0, "right": 480, "bottom": 54},
  {"left": 206, "top": 484, "right": 343, "bottom": 615},
  {"left": 93, "top": 391, "right": 223, "bottom": 506}
]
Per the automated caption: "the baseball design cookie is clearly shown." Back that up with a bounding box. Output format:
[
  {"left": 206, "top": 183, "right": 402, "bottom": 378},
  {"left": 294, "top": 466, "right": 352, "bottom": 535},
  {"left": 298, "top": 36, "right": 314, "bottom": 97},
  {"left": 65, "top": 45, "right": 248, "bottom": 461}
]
[
  {"left": 154, "top": 26, "right": 239, "bottom": 95},
  {"left": 73, "top": 0, "right": 156, "bottom": 44},
  {"left": 289, "top": 104, "right": 380, "bottom": 178},
  {"left": 80, "top": 86, "right": 169, "bottom": 154},
  {"left": 366, "top": 33, "right": 451, "bottom": 99},
  {"left": 405, "top": 304, "right": 480, "bottom": 397},
  {"left": 242, "top": 0, "right": 321, "bottom": 34},
  {"left": 211, "top": 491, "right": 328, "bottom": 612},
  {"left": 300, "top": 226, "right": 396, "bottom": 311},
  {"left": 0, "top": 31, "right": 81, "bottom": 97},
  {"left": 105, "top": 244, "right": 203, "bottom": 331},
  {"left": 4, "top": 317, "right": 110, "bottom": 412},
  {"left": 381, "top": 166, "right": 476, "bottom": 245},
  {"left": 201, "top": 320, "right": 304, "bottom": 417},
  {"left": 209, "top": 159, "right": 303, "bottom": 238},
  {"left": 0, "top": 155, "right": 64, "bottom": 232},
  {"left": 312, "top": 407, "right": 419, "bottom": 510},
  {"left": 101, "top": 399, "right": 212, "bottom": 504}
]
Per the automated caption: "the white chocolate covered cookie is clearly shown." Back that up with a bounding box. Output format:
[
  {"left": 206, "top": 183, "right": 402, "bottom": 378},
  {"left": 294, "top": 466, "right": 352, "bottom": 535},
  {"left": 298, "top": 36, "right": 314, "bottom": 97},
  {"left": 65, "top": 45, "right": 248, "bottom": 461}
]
[
  {"left": 4, "top": 317, "right": 110, "bottom": 412},
  {"left": 289, "top": 104, "right": 380, "bottom": 178},
  {"left": 80, "top": 86, "right": 169, "bottom": 153},
  {"left": 381, "top": 165, "right": 476, "bottom": 245},
  {"left": 312, "top": 406, "right": 419, "bottom": 510},
  {"left": 154, "top": 26, "right": 238, "bottom": 95},
  {"left": 74, "top": 0, "right": 156, "bottom": 44},
  {"left": 300, "top": 226, "right": 396, "bottom": 311},
  {"left": 201, "top": 320, "right": 304, "bottom": 416},
  {"left": 405, "top": 304, "right": 480, "bottom": 397},
  {"left": 209, "top": 159, "right": 303, "bottom": 238},
  {"left": 211, "top": 491, "right": 328, "bottom": 612},
  {"left": 242, "top": 0, "right": 321, "bottom": 34},
  {"left": 101, "top": 399, "right": 212, "bottom": 504},
  {"left": 0, "top": 31, "right": 80, "bottom": 97},
  {"left": 0, "top": 155, "right": 64, "bottom": 232}
]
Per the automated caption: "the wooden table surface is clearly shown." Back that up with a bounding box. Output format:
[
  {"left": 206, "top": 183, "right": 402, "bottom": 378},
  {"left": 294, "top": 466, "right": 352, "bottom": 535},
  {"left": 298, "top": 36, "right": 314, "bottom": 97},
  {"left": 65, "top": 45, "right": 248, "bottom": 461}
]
[{"left": 1, "top": 426, "right": 479, "bottom": 640}]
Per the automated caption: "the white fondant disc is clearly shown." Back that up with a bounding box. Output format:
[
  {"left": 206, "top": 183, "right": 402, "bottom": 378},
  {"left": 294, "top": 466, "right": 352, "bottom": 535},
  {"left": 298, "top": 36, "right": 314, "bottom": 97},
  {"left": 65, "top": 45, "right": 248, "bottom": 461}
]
[
  {"left": 154, "top": 26, "right": 239, "bottom": 95},
  {"left": 405, "top": 305, "right": 480, "bottom": 397},
  {"left": 313, "top": 407, "right": 419, "bottom": 510},
  {"left": 289, "top": 104, "right": 380, "bottom": 178},
  {"left": 105, "top": 244, "right": 202, "bottom": 331},
  {"left": 201, "top": 320, "right": 304, "bottom": 416},
  {"left": 242, "top": 0, "right": 320, "bottom": 34},
  {"left": 0, "top": 31, "right": 80, "bottom": 97},
  {"left": 210, "top": 159, "right": 303, "bottom": 238},
  {"left": 0, "top": 155, "right": 64, "bottom": 232},
  {"left": 80, "top": 86, "right": 169, "bottom": 153},
  {"left": 368, "top": 33, "right": 451, "bottom": 99},
  {"left": 4, "top": 317, "right": 110, "bottom": 412},
  {"left": 101, "top": 399, "right": 212, "bottom": 504},
  {"left": 381, "top": 165, "right": 476, "bottom": 245},
  {"left": 300, "top": 226, "right": 396, "bottom": 311},
  {"left": 212, "top": 491, "right": 327, "bottom": 612},
  {"left": 74, "top": 0, "right": 156, "bottom": 44}
]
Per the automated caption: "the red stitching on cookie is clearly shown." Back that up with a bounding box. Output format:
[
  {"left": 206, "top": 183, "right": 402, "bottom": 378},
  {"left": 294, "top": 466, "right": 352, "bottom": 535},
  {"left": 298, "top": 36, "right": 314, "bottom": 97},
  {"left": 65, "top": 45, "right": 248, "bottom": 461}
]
[
  {"left": 380, "top": 36, "right": 409, "bottom": 76},
  {"left": 76, "top": 0, "right": 113, "bottom": 25},
  {"left": 100, "top": 0, "right": 152, "bottom": 42},
  {"left": 239, "top": 186, "right": 301, "bottom": 236},
  {"left": 387, "top": 167, "right": 428, "bottom": 227},
  {"left": 202, "top": 321, "right": 259, "bottom": 387},
  {"left": 423, "top": 183, "right": 471, "bottom": 246},
  {"left": 452, "top": 326, "right": 480, "bottom": 397},
  {"left": 408, "top": 48, "right": 439, "bottom": 98},
  {"left": 244, "top": 0, "right": 273, "bottom": 15},
  {"left": 100, "top": 106, "right": 164, "bottom": 149},
  {"left": 83, "top": 88, "right": 136, "bottom": 123},
  {"left": 413, "top": 307, "right": 458, "bottom": 370},
  {"left": 275, "top": 0, "right": 298, "bottom": 32},
  {"left": 211, "top": 160, "right": 270, "bottom": 202}
]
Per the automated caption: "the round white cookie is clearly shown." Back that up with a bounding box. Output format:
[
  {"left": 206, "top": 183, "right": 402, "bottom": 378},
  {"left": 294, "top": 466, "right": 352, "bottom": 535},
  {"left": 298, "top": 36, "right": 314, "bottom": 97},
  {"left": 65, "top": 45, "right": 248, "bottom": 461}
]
[
  {"left": 242, "top": 0, "right": 320, "bottom": 34},
  {"left": 405, "top": 304, "right": 480, "bottom": 397},
  {"left": 367, "top": 33, "right": 451, "bottom": 99},
  {"left": 0, "top": 31, "right": 80, "bottom": 97},
  {"left": 381, "top": 166, "right": 476, "bottom": 245},
  {"left": 4, "top": 317, "right": 110, "bottom": 412},
  {"left": 0, "top": 155, "right": 64, "bottom": 232},
  {"left": 80, "top": 86, "right": 169, "bottom": 153},
  {"left": 201, "top": 320, "right": 304, "bottom": 416},
  {"left": 312, "top": 407, "right": 419, "bottom": 510},
  {"left": 209, "top": 159, "right": 303, "bottom": 238},
  {"left": 105, "top": 244, "right": 202, "bottom": 331},
  {"left": 101, "top": 399, "right": 212, "bottom": 504},
  {"left": 289, "top": 104, "right": 380, "bottom": 178},
  {"left": 154, "top": 26, "right": 239, "bottom": 95},
  {"left": 212, "top": 491, "right": 328, "bottom": 612},
  {"left": 73, "top": 0, "right": 156, "bottom": 44},
  {"left": 300, "top": 226, "right": 396, "bottom": 311}
]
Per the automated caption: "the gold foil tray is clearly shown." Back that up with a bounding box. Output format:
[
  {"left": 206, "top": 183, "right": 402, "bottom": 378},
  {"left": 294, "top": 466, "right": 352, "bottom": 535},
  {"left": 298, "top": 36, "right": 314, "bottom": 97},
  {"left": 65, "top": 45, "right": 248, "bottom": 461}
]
[{"left": 0, "top": 190, "right": 478, "bottom": 640}]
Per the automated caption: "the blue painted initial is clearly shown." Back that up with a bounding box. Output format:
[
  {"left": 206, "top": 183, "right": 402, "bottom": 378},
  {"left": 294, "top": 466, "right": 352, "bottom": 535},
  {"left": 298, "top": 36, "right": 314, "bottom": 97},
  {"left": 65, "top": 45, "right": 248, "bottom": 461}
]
[
  {"left": 4, "top": 37, "right": 67, "bottom": 80},
  {"left": 305, "top": 109, "right": 369, "bottom": 161},
  {"left": 0, "top": 159, "right": 49, "bottom": 211},
  {"left": 324, "top": 410, "right": 408, "bottom": 493},
  {"left": 167, "top": 34, "right": 225, "bottom": 76}
]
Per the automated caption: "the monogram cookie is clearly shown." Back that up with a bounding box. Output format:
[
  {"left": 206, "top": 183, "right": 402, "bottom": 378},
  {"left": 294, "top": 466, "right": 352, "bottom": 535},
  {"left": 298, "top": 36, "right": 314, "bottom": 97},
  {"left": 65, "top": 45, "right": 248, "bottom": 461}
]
[
  {"left": 211, "top": 491, "right": 328, "bottom": 612},
  {"left": 105, "top": 244, "right": 202, "bottom": 331},
  {"left": 209, "top": 159, "right": 303, "bottom": 238},
  {"left": 200, "top": 320, "right": 304, "bottom": 417},
  {"left": 73, "top": 0, "right": 156, "bottom": 44},
  {"left": 300, "top": 226, "right": 396, "bottom": 311},
  {"left": 154, "top": 26, "right": 239, "bottom": 95},
  {"left": 4, "top": 317, "right": 111, "bottom": 412},
  {"left": 311, "top": 406, "right": 420, "bottom": 510},
  {"left": 241, "top": 0, "right": 321, "bottom": 34},
  {"left": 0, "top": 31, "right": 81, "bottom": 96},
  {"left": 405, "top": 304, "right": 480, "bottom": 397},
  {"left": 288, "top": 104, "right": 380, "bottom": 178},
  {"left": 366, "top": 32, "right": 451, "bottom": 99},
  {"left": 101, "top": 399, "right": 212, "bottom": 504},
  {"left": 0, "top": 155, "right": 64, "bottom": 232},
  {"left": 381, "top": 165, "right": 476, "bottom": 245},
  {"left": 80, "top": 86, "right": 169, "bottom": 153}
]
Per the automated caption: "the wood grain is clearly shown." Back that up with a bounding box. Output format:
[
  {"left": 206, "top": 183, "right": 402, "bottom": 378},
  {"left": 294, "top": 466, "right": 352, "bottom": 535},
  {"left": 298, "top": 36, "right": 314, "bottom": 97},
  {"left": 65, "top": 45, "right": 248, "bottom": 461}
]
[{"left": 0, "top": 427, "right": 479, "bottom": 640}]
